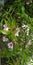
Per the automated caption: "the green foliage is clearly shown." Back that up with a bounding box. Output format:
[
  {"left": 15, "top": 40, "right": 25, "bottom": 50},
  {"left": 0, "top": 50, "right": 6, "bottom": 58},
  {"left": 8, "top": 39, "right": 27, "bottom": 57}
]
[{"left": 0, "top": 0, "right": 33, "bottom": 65}]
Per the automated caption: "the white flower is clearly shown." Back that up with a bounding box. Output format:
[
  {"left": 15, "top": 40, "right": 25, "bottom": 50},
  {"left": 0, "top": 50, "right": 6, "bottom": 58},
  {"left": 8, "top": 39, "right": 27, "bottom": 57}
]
[
  {"left": 22, "top": 24, "right": 29, "bottom": 35},
  {"left": 27, "top": 28, "right": 29, "bottom": 35},
  {"left": 22, "top": 24, "right": 28, "bottom": 28},
  {"left": 15, "top": 27, "right": 20, "bottom": 36},
  {"left": 22, "top": 24, "right": 26, "bottom": 28},
  {"left": 26, "top": 2, "right": 29, "bottom": 4},
  {"left": 3, "top": 36, "right": 8, "bottom": 42},
  {"left": 3, "top": 24, "right": 9, "bottom": 31},
  {"left": 30, "top": 59, "right": 33, "bottom": 62},
  {"left": 8, "top": 42, "right": 13, "bottom": 49},
  {"left": 15, "top": 32, "right": 19, "bottom": 36}
]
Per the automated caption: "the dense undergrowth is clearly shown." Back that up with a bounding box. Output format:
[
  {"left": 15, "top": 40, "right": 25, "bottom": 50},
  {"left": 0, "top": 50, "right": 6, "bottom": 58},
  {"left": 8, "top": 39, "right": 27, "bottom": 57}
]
[{"left": 0, "top": 0, "right": 33, "bottom": 65}]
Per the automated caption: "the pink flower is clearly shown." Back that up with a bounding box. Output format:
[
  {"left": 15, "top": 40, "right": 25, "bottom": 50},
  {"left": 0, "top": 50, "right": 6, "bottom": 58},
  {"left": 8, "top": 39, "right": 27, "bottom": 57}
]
[
  {"left": 8, "top": 42, "right": 13, "bottom": 49},
  {"left": 26, "top": 40, "right": 31, "bottom": 47}
]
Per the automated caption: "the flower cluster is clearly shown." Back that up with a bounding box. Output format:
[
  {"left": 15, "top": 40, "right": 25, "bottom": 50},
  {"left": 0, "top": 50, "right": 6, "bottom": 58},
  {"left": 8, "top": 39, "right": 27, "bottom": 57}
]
[{"left": 3, "top": 24, "right": 9, "bottom": 31}]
